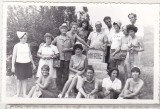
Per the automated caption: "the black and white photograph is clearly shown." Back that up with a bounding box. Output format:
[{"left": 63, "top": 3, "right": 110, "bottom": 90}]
[{"left": 1, "top": 2, "right": 159, "bottom": 104}]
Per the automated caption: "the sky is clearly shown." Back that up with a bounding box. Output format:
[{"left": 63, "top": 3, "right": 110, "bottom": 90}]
[{"left": 76, "top": 4, "right": 159, "bottom": 28}]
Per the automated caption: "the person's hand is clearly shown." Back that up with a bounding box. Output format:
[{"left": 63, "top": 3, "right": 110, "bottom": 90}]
[
  {"left": 119, "top": 93, "right": 124, "bottom": 97},
  {"left": 101, "top": 45, "right": 106, "bottom": 50},
  {"left": 104, "top": 90, "right": 110, "bottom": 96},
  {"left": 51, "top": 55, "right": 57, "bottom": 59},
  {"left": 46, "top": 57, "right": 52, "bottom": 60},
  {"left": 62, "top": 48, "right": 69, "bottom": 52},
  {"left": 35, "top": 84, "right": 40, "bottom": 91},
  {"left": 11, "top": 66, "right": 15, "bottom": 73},
  {"left": 108, "top": 87, "right": 114, "bottom": 91},
  {"left": 33, "top": 64, "right": 36, "bottom": 70},
  {"left": 86, "top": 94, "right": 90, "bottom": 99},
  {"left": 123, "top": 95, "right": 129, "bottom": 99},
  {"left": 134, "top": 48, "right": 140, "bottom": 52},
  {"left": 111, "top": 52, "right": 116, "bottom": 57},
  {"left": 89, "top": 46, "right": 94, "bottom": 49},
  {"left": 77, "top": 71, "right": 83, "bottom": 76},
  {"left": 41, "top": 56, "right": 46, "bottom": 60}
]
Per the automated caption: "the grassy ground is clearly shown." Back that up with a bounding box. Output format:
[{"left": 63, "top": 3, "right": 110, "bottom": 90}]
[{"left": 6, "top": 26, "right": 154, "bottom": 99}]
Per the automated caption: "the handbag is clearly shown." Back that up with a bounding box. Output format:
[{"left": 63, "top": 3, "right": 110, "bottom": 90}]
[{"left": 53, "top": 57, "right": 60, "bottom": 68}]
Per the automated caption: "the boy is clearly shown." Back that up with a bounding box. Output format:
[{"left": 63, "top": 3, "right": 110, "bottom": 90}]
[{"left": 76, "top": 65, "right": 99, "bottom": 99}]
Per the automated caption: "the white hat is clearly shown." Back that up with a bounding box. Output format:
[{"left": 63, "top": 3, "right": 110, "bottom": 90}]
[
  {"left": 95, "top": 21, "right": 102, "bottom": 26},
  {"left": 59, "top": 23, "right": 68, "bottom": 30},
  {"left": 113, "top": 21, "right": 122, "bottom": 28},
  {"left": 16, "top": 31, "right": 27, "bottom": 39}
]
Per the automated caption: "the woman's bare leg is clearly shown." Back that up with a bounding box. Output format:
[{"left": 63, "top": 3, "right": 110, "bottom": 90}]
[
  {"left": 22, "top": 79, "right": 28, "bottom": 97},
  {"left": 58, "top": 78, "right": 72, "bottom": 97},
  {"left": 27, "top": 86, "right": 36, "bottom": 98},
  {"left": 65, "top": 76, "right": 78, "bottom": 97},
  {"left": 14, "top": 79, "right": 22, "bottom": 97}
]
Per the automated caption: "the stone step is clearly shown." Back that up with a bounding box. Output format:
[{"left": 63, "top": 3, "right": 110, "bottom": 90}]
[
  {"left": 88, "top": 62, "right": 108, "bottom": 71},
  {"left": 94, "top": 70, "right": 108, "bottom": 80}
]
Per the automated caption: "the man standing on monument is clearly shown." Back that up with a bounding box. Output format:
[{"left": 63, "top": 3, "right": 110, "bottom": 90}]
[
  {"left": 103, "top": 16, "right": 115, "bottom": 64},
  {"left": 87, "top": 21, "right": 108, "bottom": 52}
]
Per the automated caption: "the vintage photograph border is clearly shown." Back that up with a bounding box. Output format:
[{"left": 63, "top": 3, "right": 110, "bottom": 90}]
[{"left": 1, "top": 2, "right": 160, "bottom": 105}]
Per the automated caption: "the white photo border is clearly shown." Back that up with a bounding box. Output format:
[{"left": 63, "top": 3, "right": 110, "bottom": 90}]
[{"left": 1, "top": 2, "right": 160, "bottom": 104}]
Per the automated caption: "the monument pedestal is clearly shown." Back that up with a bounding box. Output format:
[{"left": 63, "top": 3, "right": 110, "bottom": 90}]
[{"left": 87, "top": 49, "right": 108, "bottom": 80}]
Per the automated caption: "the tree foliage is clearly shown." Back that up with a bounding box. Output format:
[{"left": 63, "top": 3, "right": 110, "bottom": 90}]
[{"left": 6, "top": 5, "right": 77, "bottom": 75}]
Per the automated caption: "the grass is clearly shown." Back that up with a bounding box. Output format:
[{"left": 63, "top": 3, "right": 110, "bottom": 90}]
[{"left": 6, "top": 26, "right": 154, "bottom": 99}]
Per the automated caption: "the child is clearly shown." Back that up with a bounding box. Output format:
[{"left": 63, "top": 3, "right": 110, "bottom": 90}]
[
  {"left": 118, "top": 67, "right": 144, "bottom": 99},
  {"left": 76, "top": 65, "right": 99, "bottom": 99},
  {"left": 28, "top": 65, "right": 58, "bottom": 98}
]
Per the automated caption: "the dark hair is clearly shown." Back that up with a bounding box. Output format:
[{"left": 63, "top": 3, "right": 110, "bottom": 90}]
[
  {"left": 103, "top": 16, "right": 111, "bottom": 22},
  {"left": 86, "top": 65, "right": 94, "bottom": 74},
  {"left": 44, "top": 33, "right": 54, "bottom": 41},
  {"left": 108, "top": 68, "right": 119, "bottom": 77},
  {"left": 70, "top": 22, "right": 78, "bottom": 28},
  {"left": 41, "top": 65, "right": 50, "bottom": 72},
  {"left": 79, "top": 19, "right": 89, "bottom": 30},
  {"left": 127, "top": 24, "right": 138, "bottom": 33},
  {"left": 128, "top": 13, "right": 137, "bottom": 19},
  {"left": 131, "top": 67, "right": 140, "bottom": 75},
  {"left": 73, "top": 44, "right": 83, "bottom": 52}
]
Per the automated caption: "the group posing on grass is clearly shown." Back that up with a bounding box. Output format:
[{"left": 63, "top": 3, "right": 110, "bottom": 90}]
[{"left": 11, "top": 13, "right": 144, "bottom": 99}]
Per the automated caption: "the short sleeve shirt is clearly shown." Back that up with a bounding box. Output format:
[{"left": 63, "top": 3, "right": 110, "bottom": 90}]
[
  {"left": 102, "top": 77, "right": 122, "bottom": 91},
  {"left": 52, "top": 35, "right": 74, "bottom": 61},
  {"left": 103, "top": 26, "right": 115, "bottom": 43},
  {"left": 38, "top": 43, "right": 59, "bottom": 57},
  {"left": 88, "top": 31, "right": 108, "bottom": 50},
  {"left": 82, "top": 77, "right": 99, "bottom": 94},
  {"left": 110, "top": 31, "right": 123, "bottom": 49}
]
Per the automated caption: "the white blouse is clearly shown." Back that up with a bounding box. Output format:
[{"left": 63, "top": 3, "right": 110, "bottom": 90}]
[{"left": 15, "top": 43, "right": 31, "bottom": 63}]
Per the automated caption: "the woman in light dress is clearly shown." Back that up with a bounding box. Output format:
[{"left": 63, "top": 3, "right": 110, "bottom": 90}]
[
  {"left": 36, "top": 33, "right": 59, "bottom": 79},
  {"left": 58, "top": 44, "right": 88, "bottom": 98}
]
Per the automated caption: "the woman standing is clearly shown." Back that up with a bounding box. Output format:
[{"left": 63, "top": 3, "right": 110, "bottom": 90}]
[
  {"left": 126, "top": 25, "right": 144, "bottom": 77},
  {"left": 127, "top": 25, "right": 144, "bottom": 67},
  {"left": 11, "top": 31, "right": 36, "bottom": 97},
  {"left": 78, "top": 19, "right": 90, "bottom": 43},
  {"left": 77, "top": 20, "right": 90, "bottom": 54},
  {"left": 36, "top": 33, "right": 59, "bottom": 79},
  {"left": 108, "top": 21, "right": 123, "bottom": 70}
]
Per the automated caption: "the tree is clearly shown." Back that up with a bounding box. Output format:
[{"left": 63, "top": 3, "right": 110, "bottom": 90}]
[{"left": 6, "top": 5, "right": 77, "bottom": 75}]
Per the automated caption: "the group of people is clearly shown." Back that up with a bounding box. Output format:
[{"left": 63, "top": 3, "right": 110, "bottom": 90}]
[{"left": 11, "top": 13, "right": 144, "bottom": 99}]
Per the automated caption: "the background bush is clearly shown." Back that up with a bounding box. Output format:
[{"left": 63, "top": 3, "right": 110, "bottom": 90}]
[{"left": 6, "top": 5, "right": 77, "bottom": 75}]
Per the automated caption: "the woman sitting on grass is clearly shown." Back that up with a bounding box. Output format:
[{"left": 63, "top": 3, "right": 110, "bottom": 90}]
[
  {"left": 58, "top": 44, "right": 88, "bottom": 98},
  {"left": 98, "top": 68, "right": 122, "bottom": 99},
  {"left": 27, "top": 65, "right": 58, "bottom": 98},
  {"left": 118, "top": 67, "right": 144, "bottom": 99}
]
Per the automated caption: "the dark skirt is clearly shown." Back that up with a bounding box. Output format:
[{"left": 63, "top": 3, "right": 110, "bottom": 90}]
[{"left": 15, "top": 62, "right": 32, "bottom": 80}]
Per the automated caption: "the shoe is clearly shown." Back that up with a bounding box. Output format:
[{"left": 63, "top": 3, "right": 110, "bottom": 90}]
[
  {"left": 64, "top": 93, "right": 69, "bottom": 98},
  {"left": 58, "top": 93, "right": 63, "bottom": 98}
]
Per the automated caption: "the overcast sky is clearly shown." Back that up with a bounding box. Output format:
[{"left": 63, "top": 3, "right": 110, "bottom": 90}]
[{"left": 76, "top": 4, "right": 158, "bottom": 28}]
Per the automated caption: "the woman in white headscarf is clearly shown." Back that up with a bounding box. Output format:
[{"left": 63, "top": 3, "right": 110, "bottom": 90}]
[{"left": 11, "top": 31, "right": 36, "bottom": 97}]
